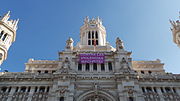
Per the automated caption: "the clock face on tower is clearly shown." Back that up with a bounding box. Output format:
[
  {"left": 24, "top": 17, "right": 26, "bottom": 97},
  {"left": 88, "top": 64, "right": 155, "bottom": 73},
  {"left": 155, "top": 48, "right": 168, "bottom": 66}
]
[{"left": 90, "top": 24, "right": 96, "bottom": 28}]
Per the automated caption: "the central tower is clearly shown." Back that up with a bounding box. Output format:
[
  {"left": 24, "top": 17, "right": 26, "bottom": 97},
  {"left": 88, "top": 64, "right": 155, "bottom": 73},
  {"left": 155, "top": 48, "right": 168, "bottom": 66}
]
[
  {"left": 0, "top": 11, "right": 19, "bottom": 65},
  {"left": 80, "top": 17, "right": 106, "bottom": 46}
]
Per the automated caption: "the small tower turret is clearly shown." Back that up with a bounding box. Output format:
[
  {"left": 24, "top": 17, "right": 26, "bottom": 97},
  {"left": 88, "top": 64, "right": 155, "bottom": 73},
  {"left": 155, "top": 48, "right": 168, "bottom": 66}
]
[
  {"left": 0, "top": 11, "right": 19, "bottom": 65},
  {"left": 170, "top": 12, "right": 180, "bottom": 47},
  {"left": 80, "top": 17, "right": 106, "bottom": 46}
]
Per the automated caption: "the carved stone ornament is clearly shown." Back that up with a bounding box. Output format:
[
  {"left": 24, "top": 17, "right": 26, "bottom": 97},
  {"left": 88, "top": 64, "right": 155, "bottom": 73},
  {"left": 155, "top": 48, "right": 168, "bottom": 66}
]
[
  {"left": 66, "top": 37, "right": 73, "bottom": 50},
  {"left": 116, "top": 37, "right": 124, "bottom": 51}
]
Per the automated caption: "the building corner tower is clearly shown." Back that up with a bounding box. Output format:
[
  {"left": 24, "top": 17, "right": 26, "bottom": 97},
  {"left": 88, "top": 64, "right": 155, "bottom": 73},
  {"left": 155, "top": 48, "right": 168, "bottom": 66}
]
[{"left": 0, "top": 11, "right": 19, "bottom": 65}]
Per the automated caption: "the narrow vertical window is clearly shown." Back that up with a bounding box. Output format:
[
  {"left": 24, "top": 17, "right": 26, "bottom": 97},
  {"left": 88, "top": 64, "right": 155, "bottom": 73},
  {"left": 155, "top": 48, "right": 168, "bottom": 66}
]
[
  {"left": 93, "top": 63, "right": 97, "bottom": 71},
  {"left": 0, "top": 31, "right": 4, "bottom": 39},
  {"left": 160, "top": 87, "right": 164, "bottom": 93},
  {"left": 88, "top": 40, "right": 91, "bottom": 45},
  {"left": 142, "top": 87, "right": 145, "bottom": 93},
  {"left": 35, "top": 87, "right": 38, "bottom": 92},
  {"left": 108, "top": 62, "right": 112, "bottom": 71},
  {"left": 78, "top": 63, "right": 82, "bottom": 71},
  {"left": 15, "top": 87, "right": 19, "bottom": 92},
  {"left": 96, "top": 40, "right": 98, "bottom": 45},
  {"left": 153, "top": 87, "right": 157, "bottom": 93},
  {"left": 85, "top": 63, "right": 90, "bottom": 71},
  {"left": 101, "top": 63, "right": 105, "bottom": 71},
  {"left": 92, "top": 31, "right": 94, "bottom": 38},
  {"left": 46, "top": 86, "right": 50, "bottom": 92},
  {"left": 92, "top": 40, "right": 94, "bottom": 45},
  {"left": 2, "top": 33, "right": 7, "bottom": 41},
  {"left": 95, "top": 31, "right": 98, "bottom": 38},
  {"left": 8, "top": 87, "right": 11, "bottom": 93},
  {"left": 28, "top": 87, "right": 31, "bottom": 92},
  {"left": 172, "top": 88, "right": 176, "bottom": 93},
  {"left": 88, "top": 31, "right": 91, "bottom": 39}
]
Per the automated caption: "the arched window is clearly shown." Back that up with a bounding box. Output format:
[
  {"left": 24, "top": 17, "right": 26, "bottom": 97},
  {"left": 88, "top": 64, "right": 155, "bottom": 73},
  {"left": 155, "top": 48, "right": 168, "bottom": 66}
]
[
  {"left": 60, "top": 97, "right": 64, "bottom": 101},
  {"left": 0, "top": 31, "right": 4, "bottom": 39}
]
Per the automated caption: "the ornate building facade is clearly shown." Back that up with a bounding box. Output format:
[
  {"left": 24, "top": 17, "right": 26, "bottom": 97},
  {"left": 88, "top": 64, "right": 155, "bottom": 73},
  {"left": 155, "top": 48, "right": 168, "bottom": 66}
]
[{"left": 0, "top": 14, "right": 180, "bottom": 101}]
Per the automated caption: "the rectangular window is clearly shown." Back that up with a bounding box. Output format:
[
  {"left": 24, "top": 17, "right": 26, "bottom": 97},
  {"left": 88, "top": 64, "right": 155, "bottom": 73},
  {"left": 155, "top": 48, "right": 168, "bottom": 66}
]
[
  {"left": 78, "top": 63, "right": 82, "bottom": 71},
  {"left": 85, "top": 63, "right": 90, "bottom": 71},
  {"left": 88, "top": 31, "right": 91, "bottom": 39},
  {"left": 93, "top": 63, "right": 97, "bottom": 71},
  {"left": 101, "top": 63, "right": 105, "bottom": 71},
  {"left": 108, "top": 62, "right": 112, "bottom": 71}
]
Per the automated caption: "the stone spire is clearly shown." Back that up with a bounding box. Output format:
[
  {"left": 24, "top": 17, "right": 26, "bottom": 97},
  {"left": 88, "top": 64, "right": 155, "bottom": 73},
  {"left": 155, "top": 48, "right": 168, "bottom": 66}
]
[{"left": 170, "top": 12, "right": 180, "bottom": 47}]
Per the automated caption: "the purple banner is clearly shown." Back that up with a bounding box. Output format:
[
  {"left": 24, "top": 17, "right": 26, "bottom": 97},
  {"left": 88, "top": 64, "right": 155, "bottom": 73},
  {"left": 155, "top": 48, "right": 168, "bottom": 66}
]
[{"left": 79, "top": 53, "right": 104, "bottom": 64}]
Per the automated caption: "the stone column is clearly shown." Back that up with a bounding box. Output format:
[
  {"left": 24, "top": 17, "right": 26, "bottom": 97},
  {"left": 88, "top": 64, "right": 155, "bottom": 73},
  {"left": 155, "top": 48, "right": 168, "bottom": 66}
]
[
  {"left": 7, "top": 87, "right": 16, "bottom": 101},
  {"left": 27, "top": 86, "right": 35, "bottom": 101},
  {"left": 157, "top": 87, "right": 165, "bottom": 101},
  {"left": 105, "top": 62, "right": 108, "bottom": 73}
]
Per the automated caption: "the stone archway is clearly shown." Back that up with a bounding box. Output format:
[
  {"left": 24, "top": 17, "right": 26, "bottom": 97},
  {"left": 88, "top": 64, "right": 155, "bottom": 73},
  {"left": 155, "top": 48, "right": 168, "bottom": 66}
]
[{"left": 77, "top": 90, "right": 116, "bottom": 101}]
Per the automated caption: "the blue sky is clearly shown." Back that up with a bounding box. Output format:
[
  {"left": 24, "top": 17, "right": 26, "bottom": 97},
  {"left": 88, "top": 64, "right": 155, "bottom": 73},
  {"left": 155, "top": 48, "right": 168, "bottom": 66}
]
[{"left": 0, "top": 0, "right": 180, "bottom": 73}]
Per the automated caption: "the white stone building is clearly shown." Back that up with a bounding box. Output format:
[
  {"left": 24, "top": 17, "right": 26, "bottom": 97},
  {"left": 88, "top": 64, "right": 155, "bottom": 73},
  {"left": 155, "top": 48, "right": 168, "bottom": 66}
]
[{"left": 0, "top": 14, "right": 180, "bottom": 101}]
